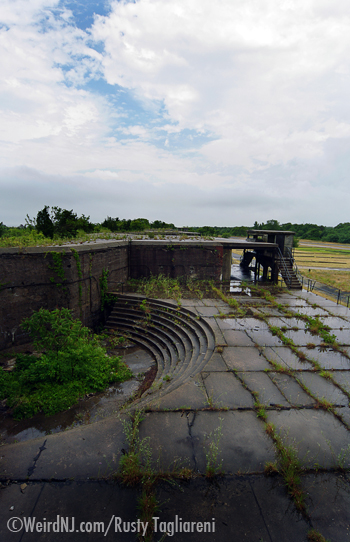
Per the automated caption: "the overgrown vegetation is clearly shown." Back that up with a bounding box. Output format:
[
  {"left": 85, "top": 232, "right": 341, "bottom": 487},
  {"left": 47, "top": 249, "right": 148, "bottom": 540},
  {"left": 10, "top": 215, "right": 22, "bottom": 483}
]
[
  {"left": 127, "top": 274, "right": 217, "bottom": 300},
  {"left": 0, "top": 207, "right": 178, "bottom": 248},
  {"left": 0, "top": 308, "right": 132, "bottom": 419}
]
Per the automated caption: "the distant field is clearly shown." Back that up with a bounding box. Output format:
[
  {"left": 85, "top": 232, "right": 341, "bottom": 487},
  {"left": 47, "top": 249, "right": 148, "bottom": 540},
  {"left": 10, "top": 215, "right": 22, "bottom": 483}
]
[
  {"left": 294, "top": 240, "right": 350, "bottom": 292},
  {"left": 294, "top": 247, "right": 350, "bottom": 269},
  {"left": 231, "top": 239, "right": 350, "bottom": 292}
]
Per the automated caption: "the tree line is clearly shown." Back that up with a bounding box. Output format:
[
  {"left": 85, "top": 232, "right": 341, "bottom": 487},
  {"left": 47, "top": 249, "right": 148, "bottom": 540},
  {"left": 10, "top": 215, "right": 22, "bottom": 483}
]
[
  {"left": 0, "top": 206, "right": 175, "bottom": 239},
  {"left": 189, "top": 219, "right": 350, "bottom": 244},
  {"left": 1, "top": 208, "right": 349, "bottom": 244}
]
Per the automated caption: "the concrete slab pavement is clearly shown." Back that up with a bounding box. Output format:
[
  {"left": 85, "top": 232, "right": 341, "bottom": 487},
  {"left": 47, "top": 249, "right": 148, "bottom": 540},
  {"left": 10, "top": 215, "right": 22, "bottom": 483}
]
[{"left": 1, "top": 289, "right": 350, "bottom": 541}]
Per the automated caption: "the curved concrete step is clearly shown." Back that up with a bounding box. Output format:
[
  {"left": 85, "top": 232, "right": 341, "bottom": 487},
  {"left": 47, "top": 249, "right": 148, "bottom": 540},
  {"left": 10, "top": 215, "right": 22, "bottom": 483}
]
[{"left": 105, "top": 294, "right": 215, "bottom": 407}]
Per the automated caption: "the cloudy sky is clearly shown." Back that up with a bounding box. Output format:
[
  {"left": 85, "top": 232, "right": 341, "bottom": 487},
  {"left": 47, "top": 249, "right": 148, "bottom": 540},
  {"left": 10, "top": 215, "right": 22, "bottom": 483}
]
[{"left": 1, "top": 0, "right": 350, "bottom": 227}]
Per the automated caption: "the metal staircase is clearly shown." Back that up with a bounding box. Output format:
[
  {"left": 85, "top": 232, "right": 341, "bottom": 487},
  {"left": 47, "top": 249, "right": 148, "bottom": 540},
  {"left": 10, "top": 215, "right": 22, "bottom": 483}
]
[{"left": 276, "top": 248, "right": 303, "bottom": 289}]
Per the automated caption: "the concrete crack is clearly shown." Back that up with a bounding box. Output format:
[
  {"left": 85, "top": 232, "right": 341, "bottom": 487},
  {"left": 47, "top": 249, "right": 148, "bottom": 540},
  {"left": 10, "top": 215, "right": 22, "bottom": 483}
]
[
  {"left": 248, "top": 477, "right": 274, "bottom": 542},
  {"left": 27, "top": 439, "right": 47, "bottom": 477},
  {"left": 186, "top": 411, "right": 198, "bottom": 471}
]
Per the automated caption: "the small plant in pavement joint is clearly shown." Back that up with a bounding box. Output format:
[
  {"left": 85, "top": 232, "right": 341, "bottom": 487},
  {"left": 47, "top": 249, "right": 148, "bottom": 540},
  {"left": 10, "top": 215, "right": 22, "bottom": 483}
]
[
  {"left": 264, "top": 423, "right": 306, "bottom": 514},
  {"left": 137, "top": 488, "right": 160, "bottom": 542},
  {"left": 118, "top": 410, "right": 153, "bottom": 486},
  {"left": 205, "top": 417, "right": 224, "bottom": 477},
  {"left": 307, "top": 529, "right": 331, "bottom": 542}
]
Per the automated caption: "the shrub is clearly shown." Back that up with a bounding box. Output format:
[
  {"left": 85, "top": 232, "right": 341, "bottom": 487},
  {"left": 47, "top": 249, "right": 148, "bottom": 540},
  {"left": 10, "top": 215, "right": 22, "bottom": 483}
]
[{"left": 0, "top": 308, "right": 133, "bottom": 419}]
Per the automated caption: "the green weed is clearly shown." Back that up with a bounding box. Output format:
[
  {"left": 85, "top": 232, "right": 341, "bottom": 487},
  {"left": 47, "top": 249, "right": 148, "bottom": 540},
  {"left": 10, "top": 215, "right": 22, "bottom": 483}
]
[
  {"left": 204, "top": 418, "right": 224, "bottom": 477},
  {"left": 265, "top": 423, "right": 306, "bottom": 514},
  {"left": 307, "top": 529, "right": 331, "bottom": 542}
]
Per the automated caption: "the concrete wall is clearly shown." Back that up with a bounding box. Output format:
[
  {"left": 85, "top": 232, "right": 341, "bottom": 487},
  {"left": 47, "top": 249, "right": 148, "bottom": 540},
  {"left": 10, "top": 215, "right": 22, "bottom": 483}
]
[
  {"left": 0, "top": 240, "right": 223, "bottom": 350},
  {"left": 129, "top": 241, "right": 223, "bottom": 280},
  {"left": 0, "top": 242, "right": 128, "bottom": 350}
]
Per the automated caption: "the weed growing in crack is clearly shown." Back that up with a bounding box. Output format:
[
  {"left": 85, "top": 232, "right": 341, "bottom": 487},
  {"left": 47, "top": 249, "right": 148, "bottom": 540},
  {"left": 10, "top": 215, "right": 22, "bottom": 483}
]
[
  {"left": 117, "top": 410, "right": 153, "bottom": 486},
  {"left": 263, "top": 461, "right": 279, "bottom": 476},
  {"left": 255, "top": 403, "right": 267, "bottom": 421},
  {"left": 324, "top": 438, "right": 350, "bottom": 472},
  {"left": 264, "top": 423, "right": 306, "bottom": 514},
  {"left": 204, "top": 417, "right": 224, "bottom": 477},
  {"left": 137, "top": 488, "right": 160, "bottom": 542},
  {"left": 116, "top": 410, "right": 196, "bottom": 541},
  {"left": 307, "top": 529, "right": 331, "bottom": 542},
  {"left": 315, "top": 397, "right": 334, "bottom": 412}
]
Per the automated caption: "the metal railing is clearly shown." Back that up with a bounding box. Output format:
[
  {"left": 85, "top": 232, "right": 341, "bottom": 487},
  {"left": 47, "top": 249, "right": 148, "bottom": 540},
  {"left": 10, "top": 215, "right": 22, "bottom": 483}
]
[
  {"left": 285, "top": 247, "right": 304, "bottom": 286},
  {"left": 305, "top": 278, "right": 350, "bottom": 307}
]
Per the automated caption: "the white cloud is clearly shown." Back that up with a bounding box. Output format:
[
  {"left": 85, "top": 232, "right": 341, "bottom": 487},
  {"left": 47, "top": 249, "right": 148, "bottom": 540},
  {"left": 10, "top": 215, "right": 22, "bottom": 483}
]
[
  {"left": 1, "top": 0, "right": 350, "bottom": 226},
  {"left": 92, "top": 0, "right": 350, "bottom": 168}
]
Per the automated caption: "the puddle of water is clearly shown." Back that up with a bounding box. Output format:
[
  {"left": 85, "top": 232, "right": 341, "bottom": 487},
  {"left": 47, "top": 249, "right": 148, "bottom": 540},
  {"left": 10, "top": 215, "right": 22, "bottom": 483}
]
[{"left": 0, "top": 346, "right": 155, "bottom": 445}]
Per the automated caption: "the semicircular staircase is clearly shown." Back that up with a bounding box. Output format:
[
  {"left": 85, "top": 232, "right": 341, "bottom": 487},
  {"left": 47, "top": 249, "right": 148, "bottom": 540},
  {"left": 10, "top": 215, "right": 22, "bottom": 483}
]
[{"left": 105, "top": 294, "right": 215, "bottom": 408}]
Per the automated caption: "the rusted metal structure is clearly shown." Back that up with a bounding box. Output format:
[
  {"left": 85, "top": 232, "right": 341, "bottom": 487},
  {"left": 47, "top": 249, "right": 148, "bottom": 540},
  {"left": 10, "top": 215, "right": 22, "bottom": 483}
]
[{"left": 240, "top": 230, "right": 302, "bottom": 289}]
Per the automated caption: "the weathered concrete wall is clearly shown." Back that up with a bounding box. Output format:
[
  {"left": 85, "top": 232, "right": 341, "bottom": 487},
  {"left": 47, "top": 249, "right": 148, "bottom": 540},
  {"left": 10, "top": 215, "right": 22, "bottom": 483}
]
[
  {"left": 129, "top": 241, "right": 223, "bottom": 280},
  {"left": 0, "top": 240, "right": 223, "bottom": 350},
  {"left": 0, "top": 242, "right": 128, "bottom": 350}
]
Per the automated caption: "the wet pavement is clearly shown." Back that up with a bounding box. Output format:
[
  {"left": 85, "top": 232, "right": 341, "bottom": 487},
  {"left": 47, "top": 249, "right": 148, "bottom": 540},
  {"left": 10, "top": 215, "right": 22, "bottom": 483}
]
[
  {"left": 1, "top": 290, "right": 350, "bottom": 541},
  {"left": 0, "top": 347, "right": 155, "bottom": 445}
]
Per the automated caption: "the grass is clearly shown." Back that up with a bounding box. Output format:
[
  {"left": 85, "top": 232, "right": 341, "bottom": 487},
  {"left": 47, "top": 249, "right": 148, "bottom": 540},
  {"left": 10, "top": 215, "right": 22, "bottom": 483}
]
[
  {"left": 292, "top": 242, "right": 350, "bottom": 291},
  {"left": 304, "top": 270, "right": 350, "bottom": 291}
]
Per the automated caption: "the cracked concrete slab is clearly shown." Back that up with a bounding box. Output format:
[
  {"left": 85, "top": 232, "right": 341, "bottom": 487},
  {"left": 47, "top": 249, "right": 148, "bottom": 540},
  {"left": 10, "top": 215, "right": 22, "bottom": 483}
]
[
  {"left": 195, "top": 306, "right": 219, "bottom": 317},
  {"left": 222, "top": 330, "right": 256, "bottom": 347},
  {"left": 245, "top": 329, "right": 286, "bottom": 347},
  {"left": 296, "top": 372, "right": 350, "bottom": 406},
  {"left": 150, "top": 380, "right": 208, "bottom": 410},
  {"left": 202, "top": 352, "right": 228, "bottom": 371},
  {"left": 222, "top": 346, "right": 271, "bottom": 371},
  {"left": 239, "top": 372, "right": 290, "bottom": 407},
  {"left": 138, "top": 411, "right": 195, "bottom": 470},
  {"left": 263, "top": 346, "right": 314, "bottom": 370},
  {"left": 283, "top": 329, "right": 324, "bottom": 346},
  {"left": 320, "top": 316, "right": 350, "bottom": 329},
  {"left": 202, "top": 317, "right": 226, "bottom": 345},
  {"left": 191, "top": 411, "right": 275, "bottom": 473},
  {"left": 156, "top": 475, "right": 309, "bottom": 542},
  {"left": 0, "top": 483, "right": 44, "bottom": 542},
  {"left": 267, "top": 410, "right": 350, "bottom": 468},
  {"left": 2, "top": 291, "right": 350, "bottom": 541},
  {"left": 298, "top": 348, "right": 350, "bottom": 370},
  {"left": 331, "top": 329, "right": 350, "bottom": 345},
  {"left": 0, "top": 481, "right": 138, "bottom": 542},
  {"left": 295, "top": 307, "right": 330, "bottom": 317},
  {"left": 220, "top": 318, "right": 270, "bottom": 331},
  {"left": 332, "top": 371, "right": 350, "bottom": 395},
  {"left": 269, "top": 373, "right": 316, "bottom": 406},
  {"left": 202, "top": 372, "right": 254, "bottom": 408},
  {"left": 301, "top": 473, "right": 350, "bottom": 542},
  {"left": 256, "top": 307, "right": 286, "bottom": 317},
  {"left": 335, "top": 406, "right": 350, "bottom": 428},
  {"left": 1, "top": 416, "right": 127, "bottom": 480}
]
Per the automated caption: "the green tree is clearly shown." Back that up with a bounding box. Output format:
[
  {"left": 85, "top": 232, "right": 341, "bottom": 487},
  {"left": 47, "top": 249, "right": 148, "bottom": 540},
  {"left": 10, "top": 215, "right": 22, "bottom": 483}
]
[
  {"left": 0, "top": 221, "right": 6, "bottom": 238},
  {"left": 36, "top": 205, "right": 54, "bottom": 238}
]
